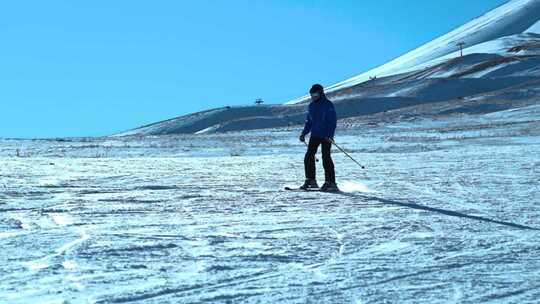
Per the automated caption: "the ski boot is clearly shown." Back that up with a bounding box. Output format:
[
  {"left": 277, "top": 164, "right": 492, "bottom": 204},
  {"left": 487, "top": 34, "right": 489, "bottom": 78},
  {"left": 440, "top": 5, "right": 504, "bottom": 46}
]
[
  {"left": 300, "top": 179, "right": 319, "bottom": 190},
  {"left": 320, "top": 182, "right": 339, "bottom": 192}
]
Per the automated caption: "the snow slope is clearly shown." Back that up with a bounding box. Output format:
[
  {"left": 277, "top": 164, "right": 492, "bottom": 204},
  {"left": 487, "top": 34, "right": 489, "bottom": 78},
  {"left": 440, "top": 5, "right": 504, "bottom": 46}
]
[
  {"left": 2, "top": 111, "right": 540, "bottom": 302},
  {"left": 398, "top": 33, "right": 540, "bottom": 77},
  {"left": 116, "top": 106, "right": 287, "bottom": 136},
  {"left": 527, "top": 20, "right": 540, "bottom": 32}
]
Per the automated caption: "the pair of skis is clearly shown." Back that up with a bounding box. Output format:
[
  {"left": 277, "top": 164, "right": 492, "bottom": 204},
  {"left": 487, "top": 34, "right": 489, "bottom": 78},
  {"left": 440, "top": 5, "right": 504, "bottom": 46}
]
[{"left": 284, "top": 186, "right": 341, "bottom": 193}]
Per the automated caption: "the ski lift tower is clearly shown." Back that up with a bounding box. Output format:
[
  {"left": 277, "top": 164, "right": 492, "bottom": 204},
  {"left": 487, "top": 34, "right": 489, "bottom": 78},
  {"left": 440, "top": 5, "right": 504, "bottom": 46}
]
[{"left": 457, "top": 42, "right": 466, "bottom": 57}]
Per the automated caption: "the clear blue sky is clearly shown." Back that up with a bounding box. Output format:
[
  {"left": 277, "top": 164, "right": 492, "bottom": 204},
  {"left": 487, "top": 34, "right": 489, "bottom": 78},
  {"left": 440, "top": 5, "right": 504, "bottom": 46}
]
[{"left": 1, "top": 0, "right": 507, "bottom": 138}]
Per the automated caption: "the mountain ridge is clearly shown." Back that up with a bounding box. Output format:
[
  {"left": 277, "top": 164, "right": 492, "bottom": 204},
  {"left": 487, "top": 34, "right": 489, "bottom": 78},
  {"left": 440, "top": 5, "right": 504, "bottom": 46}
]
[{"left": 117, "top": 0, "right": 540, "bottom": 137}]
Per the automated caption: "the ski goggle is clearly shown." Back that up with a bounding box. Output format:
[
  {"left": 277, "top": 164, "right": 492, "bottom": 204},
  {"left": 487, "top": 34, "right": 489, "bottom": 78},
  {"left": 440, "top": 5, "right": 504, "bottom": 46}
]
[{"left": 310, "top": 92, "right": 321, "bottom": 98}]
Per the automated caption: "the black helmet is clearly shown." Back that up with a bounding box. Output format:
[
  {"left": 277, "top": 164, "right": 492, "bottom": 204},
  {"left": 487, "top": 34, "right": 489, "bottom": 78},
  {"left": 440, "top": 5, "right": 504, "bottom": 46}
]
[{"left": 310, "top": 84, "right": 324, "bottom": 94}]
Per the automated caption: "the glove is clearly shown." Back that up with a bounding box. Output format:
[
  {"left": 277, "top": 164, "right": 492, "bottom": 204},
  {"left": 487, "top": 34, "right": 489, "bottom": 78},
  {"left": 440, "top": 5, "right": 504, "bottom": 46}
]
[
  {"left": 324, "top": 137, "right": 334, "bottom": 144},
  {"left": 299, "top": 134, "right": 306, "bottom": 142}
]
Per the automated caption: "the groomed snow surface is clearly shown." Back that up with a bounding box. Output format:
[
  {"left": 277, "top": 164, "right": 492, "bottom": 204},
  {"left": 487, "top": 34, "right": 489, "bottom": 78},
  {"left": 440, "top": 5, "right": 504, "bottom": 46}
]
[{"left": 1, "top": 106, "right": 540, "bottom": 303}]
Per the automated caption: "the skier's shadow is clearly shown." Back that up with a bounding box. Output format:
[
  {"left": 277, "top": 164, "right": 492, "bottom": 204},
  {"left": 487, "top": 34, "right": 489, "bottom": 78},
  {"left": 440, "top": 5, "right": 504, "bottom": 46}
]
[{"left": 351, "top": 194, "right": 539, "bottom": 231}]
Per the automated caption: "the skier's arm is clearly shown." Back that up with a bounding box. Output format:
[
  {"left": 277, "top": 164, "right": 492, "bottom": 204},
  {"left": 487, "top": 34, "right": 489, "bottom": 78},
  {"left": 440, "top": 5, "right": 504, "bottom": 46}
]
[
  {"left": 301, "top": 110, "right": 312, "bottom": 136},
  {"left": 327, "top": 103, "right": 337, "bottom": 139}
]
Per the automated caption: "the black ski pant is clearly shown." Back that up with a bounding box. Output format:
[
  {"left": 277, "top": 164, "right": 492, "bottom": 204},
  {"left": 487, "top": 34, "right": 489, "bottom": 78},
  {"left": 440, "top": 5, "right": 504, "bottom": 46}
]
[{"left": 304, "top": 137, "right": 335, "bottom": 183}]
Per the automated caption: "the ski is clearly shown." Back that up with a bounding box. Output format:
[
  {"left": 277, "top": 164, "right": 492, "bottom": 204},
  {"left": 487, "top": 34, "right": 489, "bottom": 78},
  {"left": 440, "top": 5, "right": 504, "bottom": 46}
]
[{"left": 284, "top": 186, "right": 342, "bottom": 193}]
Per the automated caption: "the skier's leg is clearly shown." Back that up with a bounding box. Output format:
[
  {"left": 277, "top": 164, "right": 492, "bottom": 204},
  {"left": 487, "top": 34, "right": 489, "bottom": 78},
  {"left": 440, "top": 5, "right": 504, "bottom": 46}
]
[
  {"left": 321, "top": 141, "right": 335, "bottom": 183},
  {"left": 304, "top": 138, "right": 320, "bottom": 180}
]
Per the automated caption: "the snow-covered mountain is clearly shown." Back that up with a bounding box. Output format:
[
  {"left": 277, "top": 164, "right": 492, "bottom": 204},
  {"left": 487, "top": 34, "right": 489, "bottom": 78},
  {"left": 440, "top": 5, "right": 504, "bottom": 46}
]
[
  {"left": 117, "top": 0, "right": 540, "bottom": 137},
  {"left": 288, "top": 0, "right": 540, "bottom": 104}
]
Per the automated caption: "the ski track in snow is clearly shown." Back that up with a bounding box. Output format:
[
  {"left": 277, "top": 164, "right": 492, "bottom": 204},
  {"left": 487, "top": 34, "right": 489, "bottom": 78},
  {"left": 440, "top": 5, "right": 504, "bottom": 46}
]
[{"left": 1, "top": 113, "right": 540, "bottom": 303}]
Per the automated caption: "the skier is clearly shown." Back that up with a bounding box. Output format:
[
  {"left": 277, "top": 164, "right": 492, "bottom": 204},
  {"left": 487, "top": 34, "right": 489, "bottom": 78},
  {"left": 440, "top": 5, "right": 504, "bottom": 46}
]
[{"left": 299, "top": 84, "right": 339, "bottom": 192}]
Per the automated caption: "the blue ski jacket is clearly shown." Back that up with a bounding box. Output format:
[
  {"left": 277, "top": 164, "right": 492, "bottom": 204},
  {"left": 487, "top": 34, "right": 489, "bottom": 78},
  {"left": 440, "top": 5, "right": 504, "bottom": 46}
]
[{"left": 301, "top": 96, "right": 337, "bottom": 139}]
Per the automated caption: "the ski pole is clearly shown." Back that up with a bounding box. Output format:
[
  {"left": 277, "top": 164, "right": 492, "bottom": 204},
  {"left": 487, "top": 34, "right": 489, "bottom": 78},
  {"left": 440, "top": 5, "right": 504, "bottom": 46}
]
[
  {"left": 303, "top": 141, "right": 319, "bottom": 162},
  {"left": 331, "top": 140, "right": 366, "bottom": 169}
]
